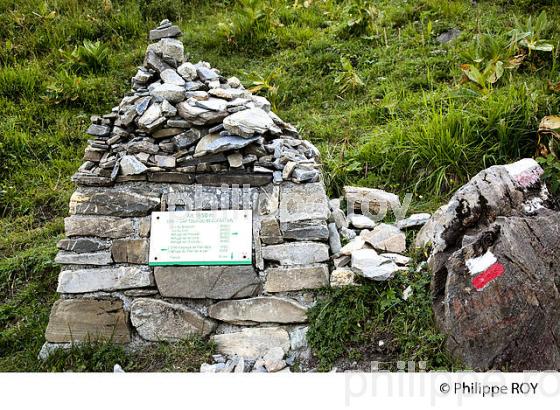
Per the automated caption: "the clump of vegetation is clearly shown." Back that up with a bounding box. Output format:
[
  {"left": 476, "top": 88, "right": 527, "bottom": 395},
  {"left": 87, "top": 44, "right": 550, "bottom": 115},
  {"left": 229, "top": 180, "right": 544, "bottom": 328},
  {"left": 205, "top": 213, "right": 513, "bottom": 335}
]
[
  {"left": 39, "top": 337, "right": 215, "bottom": 372},
  {"left": 307, "top": 256, "right": 459, "bottom": 371},
  {"left": 61, "top": 40, "right": 110, "bottom": 74}
]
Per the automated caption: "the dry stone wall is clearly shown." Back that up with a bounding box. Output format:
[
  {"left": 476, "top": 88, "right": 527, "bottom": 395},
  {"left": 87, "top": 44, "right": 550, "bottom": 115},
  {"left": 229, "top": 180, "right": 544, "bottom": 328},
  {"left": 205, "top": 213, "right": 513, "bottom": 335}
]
[{"left": 44, "top": 20, "right": 332, "bottom": 361}]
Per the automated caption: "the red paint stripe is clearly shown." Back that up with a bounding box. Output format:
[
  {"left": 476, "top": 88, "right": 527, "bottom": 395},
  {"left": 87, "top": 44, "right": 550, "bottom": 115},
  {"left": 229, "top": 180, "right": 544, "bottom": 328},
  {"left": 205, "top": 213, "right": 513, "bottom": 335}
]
[{"left": 472, "top": 262, "right": 505, "bottom": 290}]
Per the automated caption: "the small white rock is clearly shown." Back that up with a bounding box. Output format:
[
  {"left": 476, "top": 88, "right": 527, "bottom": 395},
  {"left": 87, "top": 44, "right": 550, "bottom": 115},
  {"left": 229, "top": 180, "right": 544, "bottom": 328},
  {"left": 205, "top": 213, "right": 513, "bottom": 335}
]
[
  {"left": 396, "top": 213, "right": 431, "bottom": 229},
  {"left": 403, "top": 286, "right": 413, "bottom": 300},
  {"left": 351, "top": 249, "right": 399, "bottom": 281},
  {"left": 339, "top": 237, "right": 365, "bottom": 256},
  {"left": 348, "top": 213, "right": 376, "bottom": 229}
]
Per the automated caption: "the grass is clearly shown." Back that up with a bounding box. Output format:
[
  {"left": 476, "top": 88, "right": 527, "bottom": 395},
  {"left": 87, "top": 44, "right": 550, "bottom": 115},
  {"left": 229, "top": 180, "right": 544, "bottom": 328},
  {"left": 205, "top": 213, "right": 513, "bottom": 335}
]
[
  {"left": 1, "top": 0, "right": 560, "bottom": 371},
  {"left": 307, "top": 251, "right": 462, "bottom": 371}
]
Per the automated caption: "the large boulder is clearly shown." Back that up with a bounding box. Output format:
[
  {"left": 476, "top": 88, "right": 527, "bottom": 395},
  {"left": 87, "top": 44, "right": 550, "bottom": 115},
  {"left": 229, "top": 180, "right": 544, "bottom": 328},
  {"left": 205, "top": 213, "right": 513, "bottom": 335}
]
[{"left": 424, "top": 158, "right": 560, "bottom": 370}]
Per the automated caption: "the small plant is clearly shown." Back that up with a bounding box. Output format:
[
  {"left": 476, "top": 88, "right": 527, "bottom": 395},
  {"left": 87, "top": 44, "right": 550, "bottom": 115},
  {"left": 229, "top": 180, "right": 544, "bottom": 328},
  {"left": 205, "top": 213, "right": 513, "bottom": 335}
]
[
  {"left": 338, "top": 4, "right": 379, "bottom": 39},
  {"left": 61, "top": 40, "right": 110, "bottom": 74},
  {"left": 334, "top": 57, "right": 364, "bottom": 94},
  {"left": 536, "top": 115, "right": 560, "bottom": 197},
  {"left": 246, "top": 69, "right": 282, "bottom": 110},
  {"left": 509, "top": 11, "right": 554, "bottom": 54},
  {"left": 537, "top": 156, "right": 560, "bottom": 196},
  {"left": 460, "top": 59, "right": 504, "bottom": 93}
]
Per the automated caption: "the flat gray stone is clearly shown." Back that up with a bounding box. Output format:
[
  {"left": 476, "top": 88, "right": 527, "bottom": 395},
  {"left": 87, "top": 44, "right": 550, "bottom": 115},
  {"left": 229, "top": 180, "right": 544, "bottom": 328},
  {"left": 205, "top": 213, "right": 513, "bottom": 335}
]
[
  {"left": 195, "top": 173, "right": 272, "bottom": 187},
  {"left": 160, "top": 68, "right": 185, "bottom": 86},
  {"left": 279, "top": 182, "right": 329, "bottom": 224},
  {"left": 127, "top": 140, "right": 159, "bottom": 154},
  {"left": 344, "top": 186, "right": 400, "bottom": 215},
  {"left": 212, "top": 327, "right": 290, "bottom": 360},
  {"left": 196, "top": 66, "right": 219, "bottom": 82},
  {"left": 208, "top": 296, "right": 307, "bottom": 324},
  {"left": 68, "top": 188, "right": 160, "bottom": 217},
  {"left": 57, "top": 238, "right": 110, "bottom": 253},
  {"left": 54, "top": 250, "right": 112, "bottom": 266},
  {"left": 347, "top": 213, "right": 376, "bottom": 229},
  {"left": 120, "top": 155, "right": 147, "bottom": 175},
  {"left": 223, "top": 108, "right": 281, "bottom": 137},
  {"left": 177, "top": 101, "right": 228, "bottom": 125},
  {"left": 112, "top": 239, "right": 149, "bottom": 264},
  {"left": 64, "top": 216, "right": 135, "bottom": 238},
  {"left": 131, "top": 298, "right": 216, "bottom": 341},
  {"left": 195, "top": 97, "right": 227, "bottom": 112},
  {"left": 361, "top": 223, "right": 406, "bottom": 253},
  {"left": 328, "top": 222, "right": 342, "bottom": 254},
  {"left": 396, "top": 213, "right": 431, "bottom": 229},
  {"left": 264, "top": 264, "right": 329, "bottom": 292},
  {"left": 57, "top": 266, "right": 154, "bottom": 293},
  {"left": 137, "top": 103, "right": 162, "bottom": 130},
  {"left": 204, "top": 135, "right": 260, "bottom": 154},
  {"left": 280, "top": 220, "right": 329, "bottom": 241},
  {"left": 351, "top": 249, "right": 399, "bottom": 281},
  {"left": 154, "top": 265, "right": 260, "bottom": 299},
  {"left": 262, "top": 242, "right": 329, "bottom": 265},
  {"left": 149, "top": 25, "right": 181, "bottom": 40},
  {"left": 45, "top": 299, "right": 130, "bottom": 343},
  {"left": 150, "top": 83, "right": 186, "bottom": 103},
  {"left": 86, "top": 124, "right": 111, "bottom": 137}
]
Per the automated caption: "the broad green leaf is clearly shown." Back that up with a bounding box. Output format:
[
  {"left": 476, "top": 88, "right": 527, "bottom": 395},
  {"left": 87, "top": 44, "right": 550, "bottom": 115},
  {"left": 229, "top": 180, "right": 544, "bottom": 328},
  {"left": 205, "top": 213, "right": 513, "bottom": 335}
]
[
  {"left": 460, "top": 64, "right": 485, "bottom": 88},
  {"left": 487, "top": 61, "right": 504, "bottom": 84},
  {"left": 532, "top": 40, "right": 554, "bottom": 52}
]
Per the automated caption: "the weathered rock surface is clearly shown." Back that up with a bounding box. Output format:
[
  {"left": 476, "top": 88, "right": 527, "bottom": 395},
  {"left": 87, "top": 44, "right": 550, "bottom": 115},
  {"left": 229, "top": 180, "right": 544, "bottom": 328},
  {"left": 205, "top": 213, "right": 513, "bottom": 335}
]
[
  {"left": 131, "top": 298, "right": 216, "bottom": 341},
  {"left": 262, "top": 242, "right": 329, "bottom": 265},
  {"left": 279, "top": 182, "right": 329, "bottom": 223},
  {"left": 211, "top": 327, "right": 290, "bottom": 359},
  {"left": 120, "top": 155, "right": 147, "bottom": 175},
  {"left": 330, "top": 268, "right": 356, "bottom": 287},
  {"left": 396, "top": 213, "right": 430, "bottom": 229},
  {"left": 69, "top": 188, "right": 160, "bottom": 217},
  {"left": 427, "top": 158, "right": 560, "bottom": 370},
  {"left": 264, "top": 264, "right": 329, "bottom": 292},
  {"left": 111, "top": 239, "right": 149, "bottom": 264},
  {"left": 57, "top": 238, "right": 110, "bottom": 253},
  {"left": 344, "top": 186, "right": 400, "bottom": 215},
  {"left": 45, "top": 299, "right": 130, "bottom": 343},
  {"left": 64, "top": 216, "right": 135, "bottom": 238},
  {"left": 361, "top": 223, "right": 406, "bottom": 253},
  {"left": 57, "top": 266, "right": 154, "bottom": 293},
  {"left": 154, "top": 266, "right": 260, "bottom": 299},
  {"left": 351, "top": 249, "right": 399, "bottom": 281},
  {"left": 223, "top": 107, "right": 281, "bottom": 137},
  {"left": 54, "top": 250, "right": 113, "bottom": 266},
  {"left": 208, "top": 296, "right": 307, "bottom": 324},
  {"left": 347, "top": 213, "right": 376, "bottom": 229}
]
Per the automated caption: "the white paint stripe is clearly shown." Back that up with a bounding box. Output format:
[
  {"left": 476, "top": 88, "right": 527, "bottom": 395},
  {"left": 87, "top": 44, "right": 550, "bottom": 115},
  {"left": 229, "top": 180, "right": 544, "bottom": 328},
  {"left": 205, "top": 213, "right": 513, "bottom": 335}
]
[
  {"left": 466, "top": 250, "right": 497, "bottom": 275},
  {"left": 504, "top": 158, "right": 540, "bottom": 177}
]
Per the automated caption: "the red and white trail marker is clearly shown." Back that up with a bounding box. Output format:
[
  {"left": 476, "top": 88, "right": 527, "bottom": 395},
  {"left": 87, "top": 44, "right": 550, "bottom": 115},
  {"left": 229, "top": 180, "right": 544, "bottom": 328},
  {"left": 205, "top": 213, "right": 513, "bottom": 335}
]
[{"left": 466, "top": 250, "right": 506, "bottom": 291}]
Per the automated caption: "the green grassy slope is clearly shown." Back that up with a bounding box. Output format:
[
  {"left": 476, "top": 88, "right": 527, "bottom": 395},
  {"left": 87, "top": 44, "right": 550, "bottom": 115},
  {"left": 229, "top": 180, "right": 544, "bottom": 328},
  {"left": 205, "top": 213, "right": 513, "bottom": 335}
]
[{"left": 1, "top": 0, "right": 559, "bottom": 371}]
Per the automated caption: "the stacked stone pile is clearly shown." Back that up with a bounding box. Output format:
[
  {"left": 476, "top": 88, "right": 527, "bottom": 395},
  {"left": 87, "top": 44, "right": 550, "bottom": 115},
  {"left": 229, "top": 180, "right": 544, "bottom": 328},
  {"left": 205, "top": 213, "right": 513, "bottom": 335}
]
[
  {"left": 73, "top": 19, "right": 320, "bottom": 188},
  {"left": 44, "top": 20, "right": 331, "bottom": 364}
]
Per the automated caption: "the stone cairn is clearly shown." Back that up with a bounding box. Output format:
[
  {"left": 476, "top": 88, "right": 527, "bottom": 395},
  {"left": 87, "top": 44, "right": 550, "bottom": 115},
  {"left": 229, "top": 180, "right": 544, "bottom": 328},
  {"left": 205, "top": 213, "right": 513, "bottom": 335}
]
[{"left": 43, "top": 20, "right": 428, "bottom": 372}]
